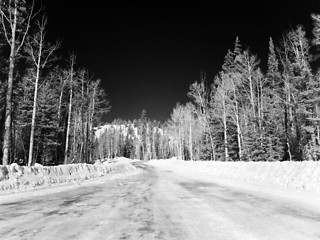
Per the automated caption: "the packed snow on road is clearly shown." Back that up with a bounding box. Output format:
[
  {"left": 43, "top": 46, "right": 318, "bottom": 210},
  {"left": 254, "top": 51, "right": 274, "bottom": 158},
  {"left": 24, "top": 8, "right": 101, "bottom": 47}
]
[{"left": 1, "top": 158, "right": 320, "bottom": 240}]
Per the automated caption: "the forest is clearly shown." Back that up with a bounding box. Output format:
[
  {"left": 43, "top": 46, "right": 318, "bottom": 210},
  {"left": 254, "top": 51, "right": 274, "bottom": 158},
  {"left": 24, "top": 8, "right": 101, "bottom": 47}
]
[
  {"left": 96, "top": 15, "right": 320, "bottom": 162},
  {"left": 2, "top": 1, "right": 320, "bottom": 166},
  {"left": 0, "top": 1, "right": 109, "bottom": 166}
]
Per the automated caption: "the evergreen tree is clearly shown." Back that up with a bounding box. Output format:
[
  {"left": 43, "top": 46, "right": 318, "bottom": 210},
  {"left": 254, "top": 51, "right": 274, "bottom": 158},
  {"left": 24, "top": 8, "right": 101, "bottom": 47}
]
[
  {"left": 139, "top": 109, "right": 148, "bottom": 160},
  {"left": 124, "top": 124, "right": 135, "bottom": 159},
  {"left": 311, "top": 14, "right": 320, "bottom": 47},
  {"left": 264, "top": 37, "right": 286, "bottom": 161},
  {"left": 279, "top": 26, "right": 313, "bottom": 160}
]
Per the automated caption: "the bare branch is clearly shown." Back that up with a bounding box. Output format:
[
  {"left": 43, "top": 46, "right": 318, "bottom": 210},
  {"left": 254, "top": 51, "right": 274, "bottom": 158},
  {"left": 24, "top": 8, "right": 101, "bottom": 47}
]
[
  {"left": 0, "top": 3, "right": 11, "bottom": 23},
  {"left": 0, "top": 11, "right": 10, "bottom": 44},
  {"left": 25, "top": 39, "right": 37, "bottom": 64},
  {"left": 17, "top": 0, "right": 40, "bottom": 53},
  {"left": 9, "top": 0, "right": 14, "bottom": 27},
  {"left": 41, "top": 40, "right": 61, "bottom": 68}
]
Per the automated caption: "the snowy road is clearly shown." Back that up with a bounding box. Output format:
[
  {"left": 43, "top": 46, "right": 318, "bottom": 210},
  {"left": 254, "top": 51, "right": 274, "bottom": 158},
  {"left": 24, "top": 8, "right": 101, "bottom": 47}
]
[{"left": 1, "top": 161, "right": 320, "bottom": 240}]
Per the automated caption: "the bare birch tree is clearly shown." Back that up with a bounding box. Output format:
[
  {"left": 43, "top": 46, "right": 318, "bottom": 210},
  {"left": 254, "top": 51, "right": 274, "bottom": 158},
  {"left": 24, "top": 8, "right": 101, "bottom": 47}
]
[
  {"left": 24, "top": 15, "right": 60, "bottom": 166},
  {"left": 0, "top": 0, "right": 38, "bottom": 165},
  {"left": 214, "top": 74, "right": 231, "bottom": 161},
  {"left": 188, "top": 75, "right": 216, "bottom": 160},
  {"left": 64, "top": 54, "right": 76, "bottom": 164}
]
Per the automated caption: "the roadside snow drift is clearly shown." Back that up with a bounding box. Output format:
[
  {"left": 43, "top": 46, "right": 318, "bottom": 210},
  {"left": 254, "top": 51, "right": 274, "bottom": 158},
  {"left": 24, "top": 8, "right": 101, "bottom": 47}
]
[
  {"left": 149, "top": 159, "right": 320, "bottom": 193},
  {"left": 0, "top": 158, "right": 135, "bottom": 191}
]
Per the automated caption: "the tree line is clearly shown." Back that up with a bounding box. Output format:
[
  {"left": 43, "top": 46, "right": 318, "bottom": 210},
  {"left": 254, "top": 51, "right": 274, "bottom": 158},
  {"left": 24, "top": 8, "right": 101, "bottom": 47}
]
[
  {"left": 4, "top": 1, "right": 320, "bottom": 164},
  {"left": 96, "top": 12, "right": 320, "bottom": 162},
  {"left": 0, "top": 0, "right": 109, "bottom": 166},
  {"left": 166, "top": 15, "right": 320, "bottom": 161},
  {"left": 95, "top": 111, "right": 171, "bottom": 161}
]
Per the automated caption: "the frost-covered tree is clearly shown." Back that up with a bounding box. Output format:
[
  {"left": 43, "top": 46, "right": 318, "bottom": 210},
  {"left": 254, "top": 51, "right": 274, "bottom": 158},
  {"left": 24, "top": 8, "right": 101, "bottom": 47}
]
[
  {"left": 0, "top": 0, "right": 38, "bottom": 165},
  {"left": 24, "top": 15, "right": 60, "bottom": 166},
  {"left": 188, "top": 75, "right": 216, "bottom": 160}
]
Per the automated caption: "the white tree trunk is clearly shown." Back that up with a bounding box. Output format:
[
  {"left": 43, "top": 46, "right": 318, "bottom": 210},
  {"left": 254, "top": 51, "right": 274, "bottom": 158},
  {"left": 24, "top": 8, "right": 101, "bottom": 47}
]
[
  {"left": 64, "top": 58, "right": 75, "bottom": 164},
  {"left": 222, "top": 94, "right": 228, "bottom": 161},
  {"left": 2, "top": 8, "right": 17, "bottom": 166},
  {"left": 27, "top": 31, "right": 43, "bottom": 167}
]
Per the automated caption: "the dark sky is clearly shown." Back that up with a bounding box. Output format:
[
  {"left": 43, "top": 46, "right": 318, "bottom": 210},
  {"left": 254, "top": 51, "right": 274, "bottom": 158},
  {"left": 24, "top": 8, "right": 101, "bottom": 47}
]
[{"left": 45, "top": 0, "right": 320, "bottom": 123}]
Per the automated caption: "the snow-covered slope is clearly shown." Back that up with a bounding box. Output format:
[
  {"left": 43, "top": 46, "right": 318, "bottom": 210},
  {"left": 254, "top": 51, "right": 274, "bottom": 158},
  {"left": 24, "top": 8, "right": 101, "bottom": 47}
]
[
  {"left": 94, "top": 124, "right": 134, "bottom": 139},
  {"left": 0, "top": 159, "right": 135, "bottom": 192},
  {"left": 94, "top": 123, "right": 163, "bottom": 139},
  {"left": 149, "top": 158, "right": 320, "bottom": 193}
]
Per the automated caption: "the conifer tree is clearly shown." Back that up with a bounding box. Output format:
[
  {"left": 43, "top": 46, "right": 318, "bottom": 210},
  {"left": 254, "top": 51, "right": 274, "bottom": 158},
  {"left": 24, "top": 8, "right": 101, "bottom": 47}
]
[
  {"left": 213, "top": 74, "right": 231, "bottom": 161},
  {"left": 262, "top": 37, "right": 286, "bottom": 161},
  {"left": 124, "top": 124, "right": 135, "bottom": 158},
  {"left": 279, "top": 26, "right": 313, "bottom": 160},
  {"left": 311, "top": 14, "right": 320, "bottom": 47}
]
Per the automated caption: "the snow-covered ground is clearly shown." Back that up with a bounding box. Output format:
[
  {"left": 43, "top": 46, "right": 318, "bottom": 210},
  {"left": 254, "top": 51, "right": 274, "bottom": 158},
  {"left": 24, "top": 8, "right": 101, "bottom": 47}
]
[
  {"left": 2, "top": 159, "right": 320, "bottom": 240},
  {"left": 149, "top": 158, "right": 320, "bottom": 193},
  {"left": 0, "top": 157, "right": 135, "bottom": 192},
  {"left": 2, "top": 157, "right": 319, "bottom": 195}
]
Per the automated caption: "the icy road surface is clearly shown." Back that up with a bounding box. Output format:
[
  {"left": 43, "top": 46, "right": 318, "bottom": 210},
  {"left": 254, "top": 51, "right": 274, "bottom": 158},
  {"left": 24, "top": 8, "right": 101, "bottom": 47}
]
[{"left": 1, "top": 161, "right": 320, "bottom": 240}]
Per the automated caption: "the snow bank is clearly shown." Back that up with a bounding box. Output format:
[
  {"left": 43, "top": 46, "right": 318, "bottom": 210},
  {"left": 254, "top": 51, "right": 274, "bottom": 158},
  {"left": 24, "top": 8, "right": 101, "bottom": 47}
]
[
  {"left": 0, "top": 160, "right": 135, "bottom": 191},
  {"left": 150, "top": 159, "right": 320, "bottom": 193}
]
